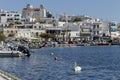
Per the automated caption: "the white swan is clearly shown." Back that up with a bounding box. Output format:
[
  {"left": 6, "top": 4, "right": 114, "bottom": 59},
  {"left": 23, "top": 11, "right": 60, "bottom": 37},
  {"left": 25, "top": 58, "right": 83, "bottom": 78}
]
[{"left": 74, "top": 62, "right": 82, "bottom": 73}]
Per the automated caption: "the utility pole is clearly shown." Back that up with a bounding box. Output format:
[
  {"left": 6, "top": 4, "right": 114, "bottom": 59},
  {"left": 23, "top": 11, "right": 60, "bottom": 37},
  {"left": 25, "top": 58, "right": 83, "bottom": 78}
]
[{"left": 65, "top": 14, "right": 68, "bottom": 42}]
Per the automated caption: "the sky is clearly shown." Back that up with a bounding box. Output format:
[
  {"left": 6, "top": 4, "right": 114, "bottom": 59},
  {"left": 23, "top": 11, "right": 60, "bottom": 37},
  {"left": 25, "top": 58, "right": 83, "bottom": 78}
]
[{"left": 0, "top": 0, "right": 120, "bottom": 22}]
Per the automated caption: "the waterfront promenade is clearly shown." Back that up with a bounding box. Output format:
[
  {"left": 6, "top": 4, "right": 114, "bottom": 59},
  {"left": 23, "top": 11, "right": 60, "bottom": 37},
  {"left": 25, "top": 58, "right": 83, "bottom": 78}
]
[
  {"left": 0, "top": 76, "right": 7, "bottom": 80},
  {"left": 0, "top": 70, "right": 21, "bottom": 80},
  {"left": 0, "top": 73, "right": 11, "bottom": 80}
]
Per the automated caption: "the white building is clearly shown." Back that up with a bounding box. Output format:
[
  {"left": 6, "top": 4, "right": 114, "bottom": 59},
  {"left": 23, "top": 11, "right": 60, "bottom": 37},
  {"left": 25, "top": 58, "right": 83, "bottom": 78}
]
[
  {"left": 22, "top": 4, "right": 46, "bottom": 23},
  {"left": 100, "top": 21, "right": 110, "bottom": 37},
  {"left": 3, "top": 25, "right": 45, "bottom": 40},
  {"left": 0, "top": 9, "right": 21, "bottom": 26},
  {"left": 79, "top": 19, "right": 111, "bottom": 40},
  {"left": 79, "top": 21, "right": 92, "bottom": 40},
  {"left": 17, "top": 29, "right": 45, "bottom": 40},
  {"left": 109, "top": 21, "right": 119, "bottom": 39},
  {"left": 59, "top": 13, "right": 91, "bottom": 22},
  {"left": 61, "top": 22, "right": 81, "bottom": 41}
]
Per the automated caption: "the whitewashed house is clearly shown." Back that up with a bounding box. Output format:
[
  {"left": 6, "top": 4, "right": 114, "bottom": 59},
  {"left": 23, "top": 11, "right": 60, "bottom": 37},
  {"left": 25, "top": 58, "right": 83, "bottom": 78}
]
[
  {"left": 109, "top": 21, "right": 119, "bottom": 39},
  {"left": 3, "top": 24, "right": 45, "bottom": 40},
  {"left": 0, "top": 9, "right": 21, "bottom": 26},
  {"left": 61, "top": 22, "right": 81, "bottom": 41}
]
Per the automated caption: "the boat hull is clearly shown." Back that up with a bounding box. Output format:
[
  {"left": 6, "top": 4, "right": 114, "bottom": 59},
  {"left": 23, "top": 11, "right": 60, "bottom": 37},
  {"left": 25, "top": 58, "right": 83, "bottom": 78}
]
[
  {"left": 0, "top": 51, "right": 24, "bottom": 57},
  {"left": 97, "top": 43, "right": 110, "bottom": 46}
]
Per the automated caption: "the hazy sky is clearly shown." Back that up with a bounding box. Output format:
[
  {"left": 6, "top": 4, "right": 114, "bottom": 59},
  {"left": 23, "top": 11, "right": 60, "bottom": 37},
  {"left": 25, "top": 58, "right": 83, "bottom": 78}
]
[{"left": 0, "top": 0, "right": 120, "bottom": 22}]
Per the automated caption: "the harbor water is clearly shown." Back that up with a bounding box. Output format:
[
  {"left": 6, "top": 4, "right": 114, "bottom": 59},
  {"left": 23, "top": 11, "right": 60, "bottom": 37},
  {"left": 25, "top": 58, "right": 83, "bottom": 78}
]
[{"left": 0, "top": 46, "right": 120, "bottom": 80}]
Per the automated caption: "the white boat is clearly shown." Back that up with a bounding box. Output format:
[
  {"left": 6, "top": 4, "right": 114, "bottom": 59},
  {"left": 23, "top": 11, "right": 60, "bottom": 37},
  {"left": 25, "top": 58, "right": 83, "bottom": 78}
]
[
  {"left": 0, "top": 45, "right": 30, "bottom": 57},
  {"left": 0, "top": 50, "right": 25, "bottom": 57},
  {"left": 0, "top": 40, "right": 31, "bottom": 57}
]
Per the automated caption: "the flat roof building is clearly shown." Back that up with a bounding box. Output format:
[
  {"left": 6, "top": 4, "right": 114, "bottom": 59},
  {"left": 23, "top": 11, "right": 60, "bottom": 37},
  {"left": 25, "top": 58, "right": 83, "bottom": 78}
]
[{"left": 0, "top": 10, "right": 21, "bottom": 23}]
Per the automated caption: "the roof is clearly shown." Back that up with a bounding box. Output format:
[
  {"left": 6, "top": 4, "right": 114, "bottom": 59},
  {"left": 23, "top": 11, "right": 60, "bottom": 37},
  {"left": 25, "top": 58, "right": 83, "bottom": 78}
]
[{"left": 23, "top": 8, "right": 41, "bottom": 12}]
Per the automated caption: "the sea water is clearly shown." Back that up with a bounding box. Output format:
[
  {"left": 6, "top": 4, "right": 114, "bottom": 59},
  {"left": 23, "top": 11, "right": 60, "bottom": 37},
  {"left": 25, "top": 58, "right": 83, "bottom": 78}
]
[{"left": 0, "top": 46, "right": 120, "bottom": 80}]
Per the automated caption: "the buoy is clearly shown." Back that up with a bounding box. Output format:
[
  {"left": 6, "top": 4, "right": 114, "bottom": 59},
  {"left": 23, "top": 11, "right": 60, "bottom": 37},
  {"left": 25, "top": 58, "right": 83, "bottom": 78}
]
[{"left": 50, "top": 52, "right": 54, "bottom": 56}]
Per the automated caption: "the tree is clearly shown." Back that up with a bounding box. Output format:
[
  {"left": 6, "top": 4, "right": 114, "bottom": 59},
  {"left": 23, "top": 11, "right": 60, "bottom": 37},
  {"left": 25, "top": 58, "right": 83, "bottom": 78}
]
[
  {"left": 73, "top": 18, "right": 82, "bottom": 22},
  {"left": 15, "top": 21, "right": 22, "bottom": 24},
  {"left": 9, "top": 23, "right": 14, "bottom": 26},
  {"left": 47, "top": 13, "right": 52, "bottom": 18},
  {"left": 48, "top": 33, "right": 55, "bottom": 39},
  {"left": 47, "top": 12, "right": 54, "bottom": 18},
  {"left": 0, "top": 34, "right": 6, "bottom": 41},
  {"left": 8, "top": 33, "right": 15, "bottom": 37},
  {"left": 40, "top": 33, "right": 55, "bottom": 41}
]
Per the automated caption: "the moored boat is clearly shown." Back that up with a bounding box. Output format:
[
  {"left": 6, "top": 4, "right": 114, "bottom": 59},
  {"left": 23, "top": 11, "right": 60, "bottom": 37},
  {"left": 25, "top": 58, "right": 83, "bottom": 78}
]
[
  {"left": 0, "top": 50, "right": 24, "bottom": 57},
  {"left": 0, "top": 40, "right": 31, "bottom": 57},
  {"left": 0, "top": 45, "right": 30, "bottom": 57},
  {"left": 96, "top": 40, "right": 110, "bottom": 46},
  {"left": 17, "top": 46, "right": 31, "bottom": 57},
  {"left": 97, "top": 43, "right": 110, "bottom": 46}
]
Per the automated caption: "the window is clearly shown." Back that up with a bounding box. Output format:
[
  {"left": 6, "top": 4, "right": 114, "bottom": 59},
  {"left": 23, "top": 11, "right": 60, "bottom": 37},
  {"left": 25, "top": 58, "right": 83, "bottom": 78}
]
[
  {"left": 39, "top": 26, "right": 41, "bottom": 28},
  {"left": 28, "top": 13, "right": 30, "bottom": 16},
  {"left": 97, "top": 31, "right": 99, "bottom": 34},
  {"left": 93, "top": 31, "right": 96, "bottom": 35},
  {"left": 7, "top": 30, "right": 9, "bottom": 33},
  {"left": 7, "top": 18, "right": 13, "bottom": 21},
  {"left": 110, "top": 23, "right": 115, "bottom": 26},
  {"left": 36, "top": 32, "right": 39, "bottom": 37},
  {"left": 14, "top": 14, "right": 20, "bottom": 17},
  {"left": 16, "top": 30, "right": 17, "bottom": 33},
  {"left": 14, "top": 18, "right": 19, "bottom": 20},
  {"left": 11, "top": 30, "right": 13, "bottom": 33},
  {"left": 97, "top": 25, "right": 99, "bottom": 28},
  {"left": 93, "top": 25, "right": 96, "bottom": 29},
  {"left": 1, "top": 14, "right": 6, "bottom": 16}
]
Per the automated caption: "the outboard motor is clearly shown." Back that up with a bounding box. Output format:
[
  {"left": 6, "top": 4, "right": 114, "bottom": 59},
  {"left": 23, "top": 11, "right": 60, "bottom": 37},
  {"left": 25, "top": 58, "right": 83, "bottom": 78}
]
[{"left": 17, "top": 46, "right": 31, "bottom": 57}]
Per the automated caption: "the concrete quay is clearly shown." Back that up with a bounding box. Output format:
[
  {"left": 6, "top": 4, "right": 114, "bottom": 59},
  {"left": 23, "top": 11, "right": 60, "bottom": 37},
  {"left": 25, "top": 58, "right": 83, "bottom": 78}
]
[{"left": 0, "top": 70, "right": 21, "bottom": 80}]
